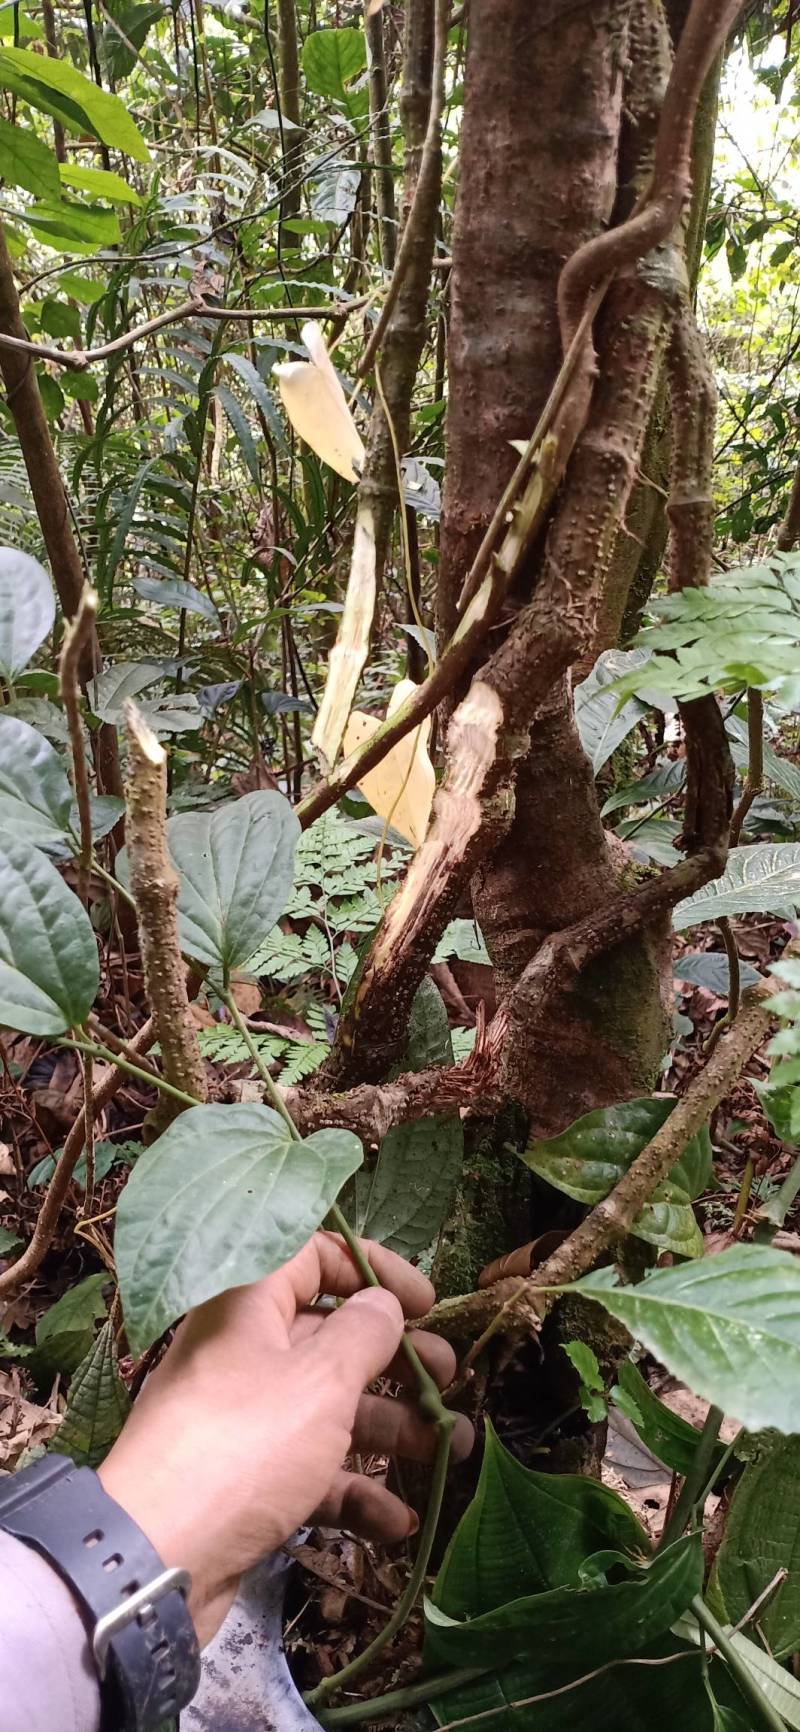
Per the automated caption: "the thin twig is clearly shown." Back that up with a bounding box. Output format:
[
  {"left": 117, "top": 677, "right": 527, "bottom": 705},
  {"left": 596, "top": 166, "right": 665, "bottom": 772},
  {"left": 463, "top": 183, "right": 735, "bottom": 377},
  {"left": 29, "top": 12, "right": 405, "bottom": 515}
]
[
  {"left": 0, "top": 296, "right": 368, "bottom": 372},
  {"left": 0, "top": 1020, "right": 154, "bottom": 1298},
  {"left": 729, "top": 689, "right": 764, "bottom": 846},
  {"left": 358, "top": 0, "right": 447, "bottom": 376},
  {"left": 659, "top": 1405, "right": 724, "bottom": 1551},
  {"left": 59, "top": 585, "right": 98, "bottom": 906}
]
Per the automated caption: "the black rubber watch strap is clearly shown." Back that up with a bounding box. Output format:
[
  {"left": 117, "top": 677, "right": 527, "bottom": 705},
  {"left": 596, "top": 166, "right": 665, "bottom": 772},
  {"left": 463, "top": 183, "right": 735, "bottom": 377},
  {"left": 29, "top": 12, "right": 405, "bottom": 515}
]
[{"left": 0, "top": 1453, "right": 201, "bottom": 1731}]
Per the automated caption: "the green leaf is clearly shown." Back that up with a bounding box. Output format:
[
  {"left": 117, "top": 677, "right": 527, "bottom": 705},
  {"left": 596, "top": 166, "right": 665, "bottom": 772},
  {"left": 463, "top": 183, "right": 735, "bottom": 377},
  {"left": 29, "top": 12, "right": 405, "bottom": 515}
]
[
  {"left": 34, "top": 1273, "right": 108, "bottom": 1376},
  {"left": 0, "top": 714, "right": 73, "bottom": 851},
  {"left": 0, "top": 839, "right": 99, "bottom": 1035},
  {"left": 673, "top": 950, "right": 763, "bottom": 994},
  {"left": 0, "top": 113, "right": 59, "bottom": 199},
  {"left": 563, "top": 1340, "right": 603, "bottom": 1390},
  {"left": 0, "top": 45, "right": 149, "bottom": 160},
  {"left": 574, "top": 649, "right": 649, "bottom": 774},
  {"left": 131, "top": 575, "right": 220, "bottom": 622},
  {"left": 224, "top": 352, "right": 285, "bottom": 447},
  {"left": 165, "top": 791, "right": 301, "bottom": 976},
  {"left": 0, "top": 546, "right": 55, "bottom": 680},
  {"left": 727, "top": 712, "right": 800, "bottom": 806},
  {"left": 433, "top": 1420, "right": 647, "bottom": 1621},
  {"left": 0, "top": 1224, "right": 22, "bottom": 1258},
  {"left": 600, "top": 758, "right": 686, "bottom": 819},
  {"left": 676, "top": 1613, "right": 800, "bottom": 1730},
  {"left": 430, "top": 1636, "right": 723, "bottom": 1732},
  {"left": 103, "top": 458, "right": 161, "bottom": 581},
  {"left": 715, "top": 1434, "right": 800, "bottom": 1659},
  {"left": 215, "top": 381, "right": 261, "bottom": 485},
  {"left": 101, "top": 0, "right": 164, "bottom": 79},
  {"left": 614, "top": 1360, "right": 733, "bottom": 1481},
  {"left": 425, "top": 1535, "right": 702, "bottom": 1670},
  {"left": 574, "top": 1244, "right": 800, "bottom": 1433},
  {"left": 24, "top": 199, "right": 121, "bottom": 252},
  {"left": 58, "top": 162, "right": 143, "bottom": 205},
  {"left": 55, "top": 1319, "right": 131, "bottom": 1468},
  {"left": 39, "top": 296, "right": 82, "bottom": 342},
  {"left": 90, "top": 659, "right": 162, "bottom": 722},
  {"left": 520, "top": 1097, "right": 710, "bottom": 1257},
  {"left": 28, "top": 1138, "right": 141, "bottom": 1192},
  {"left": 354, "top": 979, "right": 464, "bottom": 1258},
  {"left": 673, "top": 844, "right": 800, "bottom": 928},
  {"left": 433, "top": 918, "right": 490, "bottom": 965},
  {"left": 302, "top": 26, "right": 366, "bottom": 102},
  {"left": 116, "top": 1104, "right": 363, "bottom": 1353}
]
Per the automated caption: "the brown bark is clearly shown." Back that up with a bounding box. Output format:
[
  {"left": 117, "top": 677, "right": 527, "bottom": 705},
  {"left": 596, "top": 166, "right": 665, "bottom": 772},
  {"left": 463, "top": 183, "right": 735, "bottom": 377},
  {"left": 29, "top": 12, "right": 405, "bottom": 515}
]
[
  {"left": 365, "top": 0, "right": 396, "bottom": 273},
  {"left": 276, "top": 0, "right": 303, "bottom": 242},
  {"left": 777, "top": 456, "right": 800, "bottom": 551},
  {"left": 0, "top": 222, "right": 122, "bottom": 797}
]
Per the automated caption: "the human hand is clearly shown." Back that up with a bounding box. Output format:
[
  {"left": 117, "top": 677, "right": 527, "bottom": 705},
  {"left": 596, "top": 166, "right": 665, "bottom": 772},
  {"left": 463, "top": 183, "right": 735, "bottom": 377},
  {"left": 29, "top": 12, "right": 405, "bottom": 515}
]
[{"left": 99, "top": 1234, "right": 472, "bottom": 1643}]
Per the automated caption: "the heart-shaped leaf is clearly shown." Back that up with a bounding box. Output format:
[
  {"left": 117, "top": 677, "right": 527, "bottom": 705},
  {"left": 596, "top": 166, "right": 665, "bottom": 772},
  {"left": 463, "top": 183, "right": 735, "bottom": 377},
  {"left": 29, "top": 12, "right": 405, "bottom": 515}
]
[
  {"left": 520, "top": 1098, "right": 711, "bottom": 1258},
  {"left": 433, "top": 1420, "right": 647, "bottom": 1620},
  {"left": 0, "top": 839, "right": 99, "bottom": 1034},
  {"left": 0, "top": 713, "right": 72, "bottom": 849},
  {"left": 0, "top": 546, "right": 55, "bottom": 680},
  {"left": 56, "top": 1319, "right": 131, "bottom": 1468},
  {"left": 574, "top": 1245, "right": 800, "bottom": 1432},
  {"left": 115, "top": 1103, "right": 362, "bottom": 1353},
  {"left": 165, "top": 790, "right": 301, "bottom": 977}
]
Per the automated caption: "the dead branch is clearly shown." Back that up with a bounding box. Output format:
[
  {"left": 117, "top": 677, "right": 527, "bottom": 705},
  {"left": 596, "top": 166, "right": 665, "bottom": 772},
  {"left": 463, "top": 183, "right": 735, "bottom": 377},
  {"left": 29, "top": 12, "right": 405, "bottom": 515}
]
[
  {"left": 59, "top": 586, "right": 98, "bottom": 907},
  {"left": 0, "top": 1019, "right": 154, "bottom": 1299},
  {"left": 287, "top": 1027, "right": 498, "bottom": 1138},
  {"left": 124, "top": 702, "right": 208, "bottom": 1128}
]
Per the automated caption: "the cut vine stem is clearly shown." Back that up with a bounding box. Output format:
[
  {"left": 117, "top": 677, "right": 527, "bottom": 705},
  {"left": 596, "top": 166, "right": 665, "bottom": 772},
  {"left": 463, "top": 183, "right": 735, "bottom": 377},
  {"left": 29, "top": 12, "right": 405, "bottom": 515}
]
[{"left": 219, "top": 985, "right": 457, "bottom": 1704}]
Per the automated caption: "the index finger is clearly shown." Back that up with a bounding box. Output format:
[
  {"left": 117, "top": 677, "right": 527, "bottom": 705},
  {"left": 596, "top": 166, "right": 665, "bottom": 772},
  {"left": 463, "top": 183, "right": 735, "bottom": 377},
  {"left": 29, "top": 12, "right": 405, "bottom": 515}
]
[{"left": 285, "top": 1232, "right": 435, "bottom": 1319}]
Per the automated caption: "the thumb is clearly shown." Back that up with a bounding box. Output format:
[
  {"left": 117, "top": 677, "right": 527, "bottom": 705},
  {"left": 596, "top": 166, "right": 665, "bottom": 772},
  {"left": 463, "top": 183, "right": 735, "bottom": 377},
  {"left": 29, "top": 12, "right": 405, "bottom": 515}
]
[{"left": 310, "top": 1287, "right": 405, "bottom": 1404}]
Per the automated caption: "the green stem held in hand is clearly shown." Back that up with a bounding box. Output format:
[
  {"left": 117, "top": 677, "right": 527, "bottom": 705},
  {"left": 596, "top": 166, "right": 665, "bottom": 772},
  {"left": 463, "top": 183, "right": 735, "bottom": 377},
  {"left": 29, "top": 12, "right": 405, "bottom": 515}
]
[{"left": 221, "top": 987, "right": 457, "bottom": 1705}]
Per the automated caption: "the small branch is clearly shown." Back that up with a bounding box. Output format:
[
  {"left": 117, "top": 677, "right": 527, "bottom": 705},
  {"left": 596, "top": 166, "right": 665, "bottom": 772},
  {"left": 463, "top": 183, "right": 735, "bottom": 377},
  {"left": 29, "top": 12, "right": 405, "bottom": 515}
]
[
  {"left": 81, "top": 1052, "right": 95, "bottom": 1215},
  {"left": 691, "top": 1597, "right": 786, "bottom": 1732},
  {"left": 365, "top": 0, "right": 397, "bottom": 272},
  {"left": 357, "top": 0, "right": 447, "bottom": 376},
  {"left": 124, "top": 702, "right": 208, "bottom": 1127},
  {"left": 659, "top": 1404, "right": 723, "bottom": 1550},
  {"left": 729, "top": 689, "right": 764, "bottom": 846},
  {"left": 287, "top": 1035, "right": 498, "bottom": 1139},
  {"left": 776, "top": 454, "right": 800, "bottom": 551},
  {"left": 0, "top": 1020, "right": 154, "bottom": 1298},
  {"left": 59, "top": 585, "right": 97, "bottom": 906},
  {"left": 0, "top": 296, "right": 368, "bottom": 373}
]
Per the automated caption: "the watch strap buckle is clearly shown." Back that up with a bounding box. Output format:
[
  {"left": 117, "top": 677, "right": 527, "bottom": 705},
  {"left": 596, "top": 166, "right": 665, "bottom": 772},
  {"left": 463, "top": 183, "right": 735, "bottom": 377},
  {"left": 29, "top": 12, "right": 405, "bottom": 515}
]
[{"left": 92, "top": 1567, "right": 192, "bottom": 1677}]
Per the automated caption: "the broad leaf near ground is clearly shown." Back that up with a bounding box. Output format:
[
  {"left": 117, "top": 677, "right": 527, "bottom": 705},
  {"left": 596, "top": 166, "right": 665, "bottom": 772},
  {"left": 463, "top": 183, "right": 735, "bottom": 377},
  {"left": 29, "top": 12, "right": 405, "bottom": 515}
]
[
  {"left": 0, "top": 546, "right": 55, "bottom": 681},
  {"left": 715, "top": 1434, "right": 800, "bottom": 1660},
  {"left": 574, "top": 1245, "right": 800, "bottom": 1432},
  {"left": 164, "top": 790, "right": 301, "bottom": 977},
  {"left": 520, "top": 1097, "right": 711, "bottom": 1257},
  {"left": 425, "top": 1535, "right": 702, "bottom": 1670},
  {"left": 55, "top": 1320, "right": 131, "bottom": 1468},
  {"left": 0, "top": 839, "right": 99, "bottom": 1035},
  {"left": 433, "top": 1420, "right": 647, "bottom": 1621},
  {"left": 673, "top": 844, "right": 800, "bottom": 928},
  {"left": 0, "top": 714, "right": 72, "bottom": 849},
  {"left": 574, "top": 648, "right": 649, "bottom": 774},
  {"left": 131, "top": 575, "right": 220, "bottom": 622},
  {"left": 115, "top": 1103, "right": 363, "bottom": 1353},
  {"left": 673, "top": 950, "right": 763, "bottom": 994},
  {"left": 354, "top": 979, "right": 464, "bottom": 1258},
  {"left": 34, "top": 1273, "right": 108, "bottom": 1376}
]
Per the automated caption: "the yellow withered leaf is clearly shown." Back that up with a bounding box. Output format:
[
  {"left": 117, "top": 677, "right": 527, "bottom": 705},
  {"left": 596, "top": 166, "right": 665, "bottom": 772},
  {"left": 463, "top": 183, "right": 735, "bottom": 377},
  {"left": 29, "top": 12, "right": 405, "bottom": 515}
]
[
  {"left": 343, "top": 680, "right": 435, "bottom": 851},
  {"left": 312, "top": 504, "right": 376, "bottom": 769},
  {"left": 272, "top": 321, "right": 365, "bottom": 482}
]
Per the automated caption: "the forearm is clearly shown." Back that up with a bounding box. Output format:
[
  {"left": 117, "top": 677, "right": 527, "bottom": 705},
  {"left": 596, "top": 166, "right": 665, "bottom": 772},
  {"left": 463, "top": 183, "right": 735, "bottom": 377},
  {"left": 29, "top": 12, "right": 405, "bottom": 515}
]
[{"left": 0, "top": 1530, "right": 100, "bottom": 1732}]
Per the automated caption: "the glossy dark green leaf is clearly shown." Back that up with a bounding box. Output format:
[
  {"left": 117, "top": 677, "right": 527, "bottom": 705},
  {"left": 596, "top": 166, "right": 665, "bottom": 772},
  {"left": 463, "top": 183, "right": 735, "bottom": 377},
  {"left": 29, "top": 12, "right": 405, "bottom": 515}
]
[
  {"left": 166, "top": 790, "right": 301, "bottom": 976},
  {"left": 55, "top": 1320, "right": 131, "bottom": 1468},
  {"left": 575, "top": 1245, "right": 800, "bottom": 1433},
  {"left": 0, "top": 112, "right": 60, "bottom": 199},
  {"left": 356, "top": 979, "right": 464, "bottom": 1258},
  {"left": 116, "top": 1104, "right": 362, "bottom": 1353},
  {"left": 34, "top": 1273, "right": 108, "bottom": 1376},
  {"left": 433, "top": 1421, "right": 647, "bottom": 1621},
  {"left": 0, "top": 546, "right": 55, "bottom": 680},
  {"left": 302, "top": 26, "right": 365, "bottom": 102},
  {"left": 426, "top": 1536, "right": 702, "bottom": 1670},
  {"left": 614, "top": 1361, "right": 733, "bottom": 1481},
  {"left": 715, "top": 1434, "right": 800, "bottom": 1659},
  {"left": 520, "top": 1097, "right": 711, "bottom": 1257},
  {"left": 28, "top": 1138, "right": 141, "bottom": 1191},
  {"left": 0, "top": 839, "right": 99, "bottom": 1035},
  {"left": 0, "top": 44, "right": 149, "bottom": 159},
  {"left": 673, "top": 950, "right": 763, "bottom": 994},
  {"left": 101, "top": 0, "right": 164, "bottom": 80},
  {"left": 0, "top": 714, "right": 72, "bottom": 849}
]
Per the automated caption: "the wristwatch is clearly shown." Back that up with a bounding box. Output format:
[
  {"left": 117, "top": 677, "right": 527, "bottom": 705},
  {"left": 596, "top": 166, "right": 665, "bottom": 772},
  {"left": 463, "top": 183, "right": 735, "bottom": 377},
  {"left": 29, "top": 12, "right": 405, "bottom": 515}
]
[{"left": 0, "top": 1452, "right": 201, "bottom": 1730}]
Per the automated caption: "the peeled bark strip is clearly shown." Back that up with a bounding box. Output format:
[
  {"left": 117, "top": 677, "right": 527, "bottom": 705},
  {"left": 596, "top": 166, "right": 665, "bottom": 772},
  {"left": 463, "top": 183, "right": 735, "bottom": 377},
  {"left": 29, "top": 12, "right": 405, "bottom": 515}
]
[
  {"left": 311, "top": 505, "right": 377, "bottom": 768},
  {"left": 124, "top": 703, "right": 208, "bottom": 1127}
]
